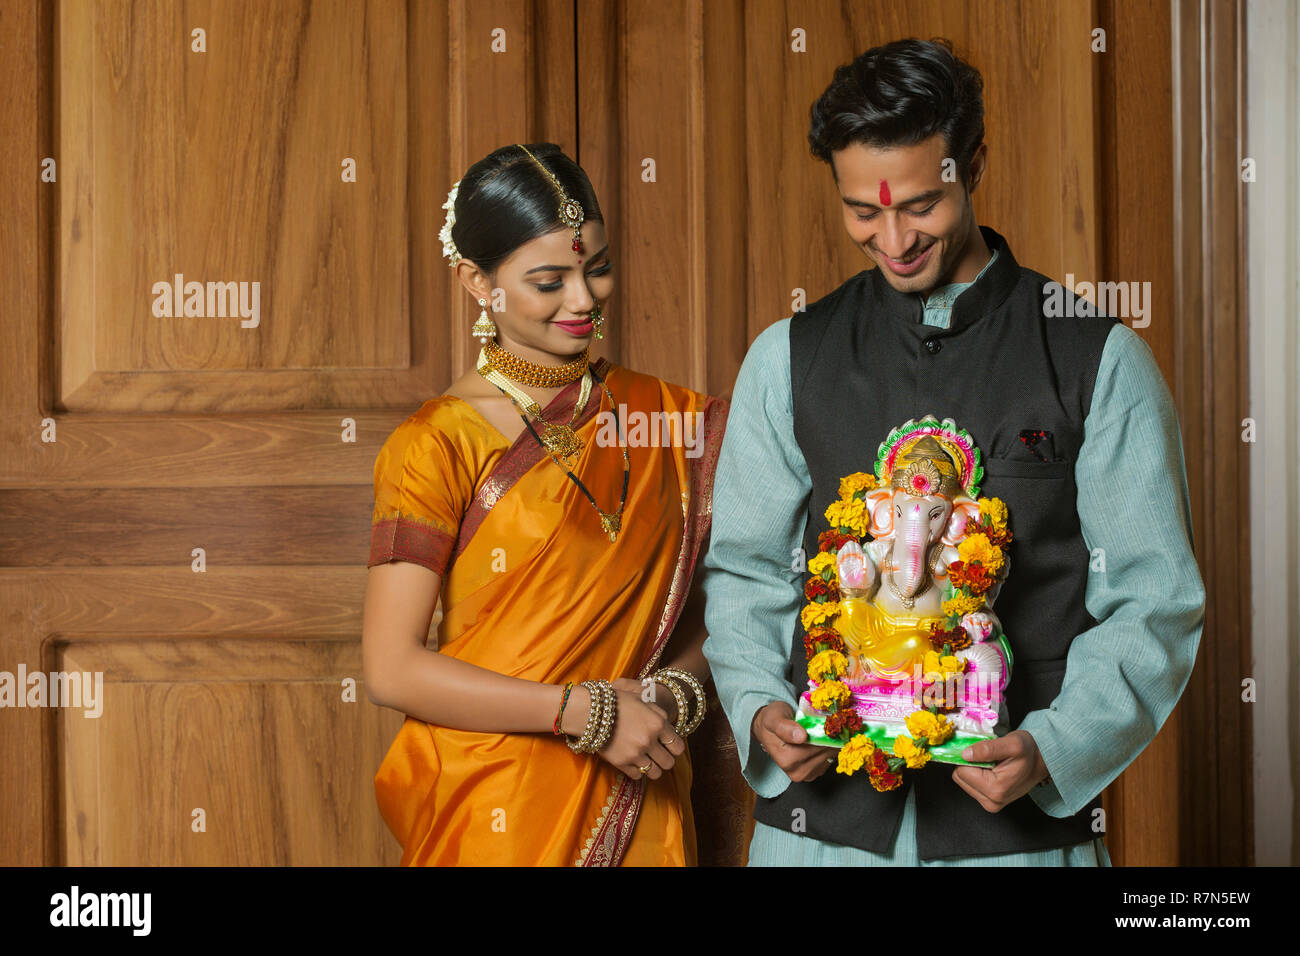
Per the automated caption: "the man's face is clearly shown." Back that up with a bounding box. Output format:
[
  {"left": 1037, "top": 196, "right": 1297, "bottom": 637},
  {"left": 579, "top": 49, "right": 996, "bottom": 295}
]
[{"left": 832, "top": 133, "right": 978, "bottom": 296}]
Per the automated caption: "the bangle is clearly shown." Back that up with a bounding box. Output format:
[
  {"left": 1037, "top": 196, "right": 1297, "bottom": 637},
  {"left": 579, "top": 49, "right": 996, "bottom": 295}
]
[
  {"left": 553, "top": 681, "right": 574, "bottom": 735},
  {"left": 593, "top": 680, "right": 617, "bottom": 751},
  {"left": 652, "top": 668, "right": 707, "bottom": 736},
  {"left": 567, "top": 680, "right": 618, "bottom": 754},
  {"left": 649, "top": 676, "right": 690, "bottom": 736}
]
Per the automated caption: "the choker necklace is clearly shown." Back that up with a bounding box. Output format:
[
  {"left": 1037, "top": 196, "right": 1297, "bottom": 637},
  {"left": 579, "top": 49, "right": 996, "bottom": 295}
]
[
  {"left": 478, "top": 355, "right": 629, "bottom": 542},
  {"left": 476, "top": 349, "right": 590, "bottom": 460},
  {"left": 484, "top": 339, "right": 589, "bottom": 388}
]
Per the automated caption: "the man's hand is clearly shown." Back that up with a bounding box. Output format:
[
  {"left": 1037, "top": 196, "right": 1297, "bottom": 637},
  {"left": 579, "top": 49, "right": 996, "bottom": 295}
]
[
  {"left": 951, "top": 729, "right": 1050, "bottom": 812},
  {"left": 751, "top": 701, "right": 839, "bottom": 783}
]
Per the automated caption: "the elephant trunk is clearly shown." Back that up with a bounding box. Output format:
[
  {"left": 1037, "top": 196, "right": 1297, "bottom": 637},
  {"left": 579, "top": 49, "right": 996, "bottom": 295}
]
[{"left": 896, "top": 502, "right": 929, "bottom": 597}]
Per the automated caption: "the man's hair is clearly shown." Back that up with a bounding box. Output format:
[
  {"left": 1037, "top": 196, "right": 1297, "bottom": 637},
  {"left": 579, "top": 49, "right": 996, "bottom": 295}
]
[{"left": 808, "top": 38, "right": 985, "bottom": 184}]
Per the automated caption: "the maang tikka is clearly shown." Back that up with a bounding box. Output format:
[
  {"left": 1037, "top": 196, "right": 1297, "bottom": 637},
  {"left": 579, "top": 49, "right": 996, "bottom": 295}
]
[{"left": 516, "top": 144, "right": 585, "bottom": 255}]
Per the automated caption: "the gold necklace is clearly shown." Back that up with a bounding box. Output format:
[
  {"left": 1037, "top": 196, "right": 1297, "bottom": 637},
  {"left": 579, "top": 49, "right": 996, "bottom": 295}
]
[
  {"left": 475, "top": 349, "right": 590, "bottom": 459},
  {"left": 481, "top": 356, "right": 630, "bottom": 542},
  {"left": 484, "top": 339, "right": 589, "bottom": 388}
]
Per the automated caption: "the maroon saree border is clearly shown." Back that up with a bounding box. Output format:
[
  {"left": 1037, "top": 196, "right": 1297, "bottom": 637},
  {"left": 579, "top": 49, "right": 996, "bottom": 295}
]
[
  {"left": 578, "top": 393, "right": 730, "bottom": 867},
  {"left": 368, "top": 513, "right": 456, "bottom": 576},
  {"left": 451, "top": 356, "right": 612, "bottom": 567}
]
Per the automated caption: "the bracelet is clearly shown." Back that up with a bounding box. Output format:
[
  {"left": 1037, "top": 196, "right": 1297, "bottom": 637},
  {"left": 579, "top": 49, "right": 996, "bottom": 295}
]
[
  {"left": 567, "top": 680, "right": 604, "bottom": 753},
  {"left": 594, "top": 680, "right": 617, "bottom": 750},
  {"left": 648, "top": 675, "right": 690, "bottom": 736},
  {"left": 652, "top": 668, "right": 707, "bottom": 736},
  {"left": 567, "top": 679, "right": 618, "bottom": 754},
  {"left": 553, "top": 681, "right": 574, "bottom": 735}
]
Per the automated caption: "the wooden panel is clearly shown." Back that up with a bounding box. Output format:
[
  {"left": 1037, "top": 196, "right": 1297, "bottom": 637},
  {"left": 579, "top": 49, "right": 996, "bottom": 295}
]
[
  {"left": 57, "top": 0, "right": 417, "bottom": 411},
  {"left": 1171, "top": 0, "right": 1251, "bottom": 866},
  {"left": 578, "top": 0, "right": 1235, "bottom": 865},
  {"left": 0, "top": 0, "right": 575, "bottom": 866},
  {"left": 56, "top": 638, "right": 403, "bottom": 865}
]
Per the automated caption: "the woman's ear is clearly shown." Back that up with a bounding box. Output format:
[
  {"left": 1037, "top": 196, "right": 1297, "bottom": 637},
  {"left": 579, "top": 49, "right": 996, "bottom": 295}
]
[{"left": 454, "top": 260, "right": 492, "bottom": 303}]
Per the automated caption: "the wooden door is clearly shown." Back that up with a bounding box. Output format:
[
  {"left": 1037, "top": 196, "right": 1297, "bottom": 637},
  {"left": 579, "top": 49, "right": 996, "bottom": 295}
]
[{"left": 0, "top": 0, "right": 575, "bottom": 865}]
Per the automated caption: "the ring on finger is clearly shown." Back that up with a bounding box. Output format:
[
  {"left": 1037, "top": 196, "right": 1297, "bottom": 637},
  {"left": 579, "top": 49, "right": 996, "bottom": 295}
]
[{"left": 638, "top": 763, "right": 652, "bottom": 775}]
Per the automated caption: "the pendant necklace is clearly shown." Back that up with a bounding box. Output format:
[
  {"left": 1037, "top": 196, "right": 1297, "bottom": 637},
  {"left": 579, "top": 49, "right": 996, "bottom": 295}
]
[{"left": 476, "top": 350, "right": 630, "bottom": 542}]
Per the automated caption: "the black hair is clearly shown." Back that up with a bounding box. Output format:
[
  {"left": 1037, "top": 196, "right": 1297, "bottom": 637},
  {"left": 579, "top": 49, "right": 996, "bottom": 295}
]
[
  {"left": 449, "top": 143, "right": 604, "bottom": 277},
  {"left": 808, "top": 38, "right": 984, "bottom": 185}
]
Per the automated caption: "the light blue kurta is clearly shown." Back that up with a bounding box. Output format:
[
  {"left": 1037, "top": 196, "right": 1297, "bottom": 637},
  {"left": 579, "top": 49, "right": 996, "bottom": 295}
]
[{"left": 700, "top": 247, "right": 1207, "bottom": 866}]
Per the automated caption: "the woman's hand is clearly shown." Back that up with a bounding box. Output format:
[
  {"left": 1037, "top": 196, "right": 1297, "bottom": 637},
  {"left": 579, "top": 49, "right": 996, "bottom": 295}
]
[
  {"left": 558, "top": 678, "right": 687, "bottom": 780},
  {"left": 600, "top": 678, "right": 686, "bottom": 780}
]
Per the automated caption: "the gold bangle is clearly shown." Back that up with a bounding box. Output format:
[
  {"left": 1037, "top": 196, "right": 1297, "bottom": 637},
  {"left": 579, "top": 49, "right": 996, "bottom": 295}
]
[
  {"left": 648, "top": 676, "right": 690, "bottom": 737},
  {"left": 652, "top": 668, "right": 707, "bottom": 737},
  {"left": 567, "top": 680, "right": 608, "bottom": 753}
]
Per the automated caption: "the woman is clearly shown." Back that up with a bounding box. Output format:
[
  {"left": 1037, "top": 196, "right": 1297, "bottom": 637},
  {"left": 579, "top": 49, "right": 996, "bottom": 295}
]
[{"left": 362, "top": 143, "right": 730, "bottom": 865}]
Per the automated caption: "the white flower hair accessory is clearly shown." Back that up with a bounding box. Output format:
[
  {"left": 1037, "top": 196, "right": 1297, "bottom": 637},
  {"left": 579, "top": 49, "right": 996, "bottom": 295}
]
[{"left": 439, "top": 180, "right": 462, "bottom": 267}]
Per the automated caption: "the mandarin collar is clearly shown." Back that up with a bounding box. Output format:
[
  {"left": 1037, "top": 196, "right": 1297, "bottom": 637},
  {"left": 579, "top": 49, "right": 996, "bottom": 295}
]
[{"left": 869, "top": 224, "right": 1020, "bottom": 336}]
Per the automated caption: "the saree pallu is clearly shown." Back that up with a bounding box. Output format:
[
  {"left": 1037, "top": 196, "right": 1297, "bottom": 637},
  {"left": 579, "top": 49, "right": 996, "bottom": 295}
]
[{"left": 368, "top": 357, "right": 729, "bottom": 865}]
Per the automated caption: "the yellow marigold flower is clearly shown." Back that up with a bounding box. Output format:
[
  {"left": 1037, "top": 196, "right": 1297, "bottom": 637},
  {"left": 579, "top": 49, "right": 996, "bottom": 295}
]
[
  {"left": 922, "top": 650, "right": 966, "bottom": 683},
  {"left": 958, "top": 533, "right": 1004, "bottom": 574},
  {"left": 838, "top": 472, "right": 878, "bottom": 498},
  {"left": 978, "top": 497, "right": 1008, "bottom": 530},
  {"left": 808, "top": 649, "right": 848, "bottom": 681},
  {"left": 893, "top": 734, "right": 932, "bottom": 769},
  {"left": 942, "top": 592, "right": 985, "bottom": 619},
  {"left": 836, "top": 733, "right": 874, "bottom": 775},
  {"left": 810, "top": 680, "right": 852, "bottom": 711},
  {"left": 824, "top": 498, "right": 869, "bottom": 537},
  {"left": 906, "top": 709, "right": 954, "bottom": 746},
  {"left": 801, "top": 599, "right": 840, "bottom": 632},
  {"left": 807, "top": 551, "right": 837, "bottom": 577}
]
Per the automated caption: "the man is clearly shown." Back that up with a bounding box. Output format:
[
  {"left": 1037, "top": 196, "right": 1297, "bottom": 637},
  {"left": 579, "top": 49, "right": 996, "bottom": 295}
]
[{"left": 700, "top": 38, "right": 1205, "bottom": 865}]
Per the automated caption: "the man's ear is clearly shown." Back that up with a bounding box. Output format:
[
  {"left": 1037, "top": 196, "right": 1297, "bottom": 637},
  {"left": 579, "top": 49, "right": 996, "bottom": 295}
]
[{"left": 966, "top": 142, "right": 988, "bottom": 194}]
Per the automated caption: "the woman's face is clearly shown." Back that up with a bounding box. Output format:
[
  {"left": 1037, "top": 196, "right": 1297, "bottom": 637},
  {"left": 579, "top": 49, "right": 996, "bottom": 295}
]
[{"left": 464, "top": 220, "right": 613, "bottom": 362}]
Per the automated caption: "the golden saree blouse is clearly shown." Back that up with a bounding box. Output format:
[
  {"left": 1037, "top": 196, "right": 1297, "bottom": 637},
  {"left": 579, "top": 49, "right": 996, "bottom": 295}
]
[{"left": 367, "top": 357, "right": 728, "bottom": 866}]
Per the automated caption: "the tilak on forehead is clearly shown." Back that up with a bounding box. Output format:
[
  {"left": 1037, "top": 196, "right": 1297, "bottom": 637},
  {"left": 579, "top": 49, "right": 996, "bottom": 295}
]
[{"left": 879, "top": 179, "right": 892, "bottom": 206}]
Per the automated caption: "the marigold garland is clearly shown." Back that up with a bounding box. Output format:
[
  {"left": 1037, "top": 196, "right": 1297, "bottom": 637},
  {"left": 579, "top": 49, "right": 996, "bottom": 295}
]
[{"left": 800, "top": 467, "right": 1014, "bottom": 791}]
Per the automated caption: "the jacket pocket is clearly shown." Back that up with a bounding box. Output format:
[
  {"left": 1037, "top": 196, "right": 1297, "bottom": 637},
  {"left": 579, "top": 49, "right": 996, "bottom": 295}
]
[{"left": 982, "top": 455, "right": 1072, "bottom": 479}]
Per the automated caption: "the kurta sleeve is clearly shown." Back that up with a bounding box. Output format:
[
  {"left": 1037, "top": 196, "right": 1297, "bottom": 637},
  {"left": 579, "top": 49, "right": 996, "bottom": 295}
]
[
  {"left": 701, "top": 318, "right": 812, "bottom": 800},
  {"left": 1018, "top": 323, "right": 1206, "bottom": 817},
  {"left": 367, "top": 409, "right": 467, "bottom": 578}
]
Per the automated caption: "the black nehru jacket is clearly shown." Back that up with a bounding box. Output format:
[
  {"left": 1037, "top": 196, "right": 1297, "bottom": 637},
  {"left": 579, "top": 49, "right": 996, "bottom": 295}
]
[{"left": 752, "top": 224, "right": 1120, "bottom": 859}]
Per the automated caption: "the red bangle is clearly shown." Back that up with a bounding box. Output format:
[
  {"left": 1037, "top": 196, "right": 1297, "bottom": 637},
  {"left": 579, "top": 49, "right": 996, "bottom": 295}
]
[{"left": 553, "top": 681, "right": 574, "bottom": 735}]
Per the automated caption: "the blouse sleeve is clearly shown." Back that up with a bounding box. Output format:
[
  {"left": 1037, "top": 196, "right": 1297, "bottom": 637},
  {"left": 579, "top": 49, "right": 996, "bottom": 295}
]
[{"left": 367, "top": 412, "right": 466, "bottom": 578}]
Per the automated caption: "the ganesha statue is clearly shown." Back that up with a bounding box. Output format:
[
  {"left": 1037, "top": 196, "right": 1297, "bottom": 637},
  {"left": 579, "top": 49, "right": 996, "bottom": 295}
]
[{"left": 798, "top": 416, "right": 1017, "bottom": 769}]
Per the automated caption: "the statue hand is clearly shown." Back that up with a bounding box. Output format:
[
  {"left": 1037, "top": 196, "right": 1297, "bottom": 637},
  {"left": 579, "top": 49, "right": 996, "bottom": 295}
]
[{"left": 835, "top": 540, "right": 877, "bottom": 596}]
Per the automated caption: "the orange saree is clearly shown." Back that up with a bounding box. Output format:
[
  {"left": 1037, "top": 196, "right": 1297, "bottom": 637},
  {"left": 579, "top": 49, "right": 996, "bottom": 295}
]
[{"left": 367, "top": 357, "right": 727, "bottom": 865}]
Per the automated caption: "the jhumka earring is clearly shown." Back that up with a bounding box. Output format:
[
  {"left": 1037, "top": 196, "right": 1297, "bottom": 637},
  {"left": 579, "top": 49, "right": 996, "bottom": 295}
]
[
  {"left": 590, "top": 302, "right": 606, "bottom": 340},
  {"left": 472, "top": 297, "right": 497, "bottom": 344}
]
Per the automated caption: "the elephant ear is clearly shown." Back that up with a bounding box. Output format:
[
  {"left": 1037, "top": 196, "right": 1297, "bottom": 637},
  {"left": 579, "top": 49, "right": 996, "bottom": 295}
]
[
  {"left": 943, "top": 497, "right": 981, "bottom": 545},
  {"left": 865, "top": 486, "right": 893, "bottom": 537}
]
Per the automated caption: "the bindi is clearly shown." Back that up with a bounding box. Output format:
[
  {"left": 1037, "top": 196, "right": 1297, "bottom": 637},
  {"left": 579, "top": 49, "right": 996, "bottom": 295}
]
[{"left": 879, "top": 180, "right": 891, "bottom": 206}]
